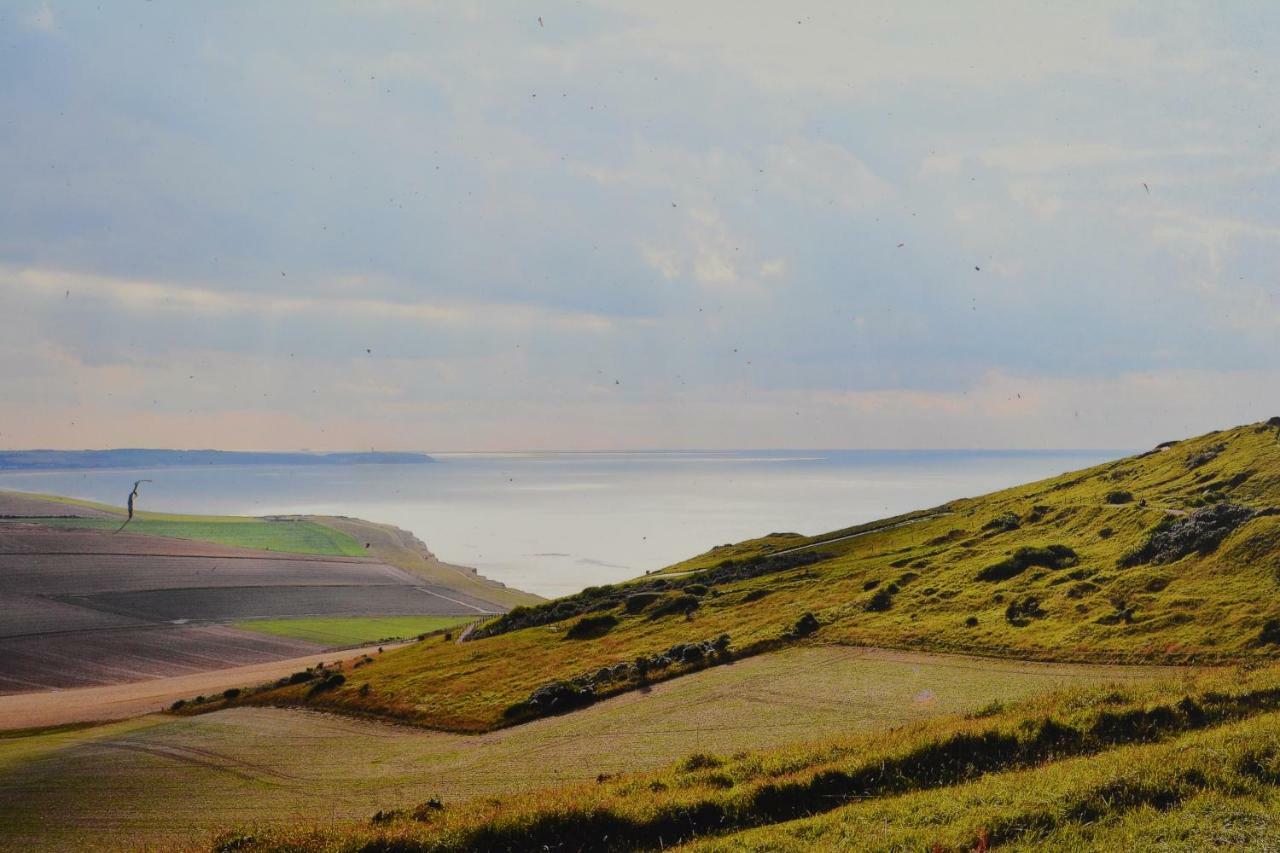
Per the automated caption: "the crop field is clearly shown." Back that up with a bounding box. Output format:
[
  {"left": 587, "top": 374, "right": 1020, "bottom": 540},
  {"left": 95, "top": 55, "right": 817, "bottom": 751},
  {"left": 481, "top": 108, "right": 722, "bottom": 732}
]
[
  {"left": 25, "top": 516, "right": 366, "bottom": 556},
  {"left": 0, "top": 645, "right": 1178, "bottom": 851},
  {"left": 232, "top": 615, "right": 474, "bottom": 646},
  {"left": 0, "top": 625, "right": 322, "bottom": 693},
  {"left": 0, "top": 526, "right": 499, "bottom": 694}
]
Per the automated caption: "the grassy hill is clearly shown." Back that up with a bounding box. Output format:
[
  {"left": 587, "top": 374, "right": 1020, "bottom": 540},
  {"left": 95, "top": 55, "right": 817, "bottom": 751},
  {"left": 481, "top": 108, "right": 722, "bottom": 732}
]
[
  {"left": 218, "top": 660, "right": 1280, "bottom": 852},
  {"left": 200, "top": 420, "right": 1280, "bottom": 732}
]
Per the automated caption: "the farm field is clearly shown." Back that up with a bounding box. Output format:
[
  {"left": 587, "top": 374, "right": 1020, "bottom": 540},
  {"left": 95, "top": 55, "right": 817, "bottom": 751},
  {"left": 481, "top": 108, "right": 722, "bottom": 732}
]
[
  {"left": 0, "top": 645, "right": 1180, "bottom": 851},
  {"left": 232, "top": 615, "right": 474, "bottom": 646},
  {"left": 0, "top": 520, "right": 503, "bottom": 694},
  {"left": 26, "top": 516, "right": 366, "bottom": 557},
  {"left": 0, "top": 641, "right": 406, "bottom": 730}
]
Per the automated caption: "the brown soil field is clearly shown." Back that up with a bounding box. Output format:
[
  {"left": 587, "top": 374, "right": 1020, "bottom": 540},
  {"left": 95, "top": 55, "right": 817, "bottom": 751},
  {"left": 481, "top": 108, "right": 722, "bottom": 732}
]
[
  {"left": 0, "top": 641, "right": 405, "bottom": 730},
  {"left": 0, "top": 624, "right": 322, "bottom": 694},
  {"left": 0, "top": 525, "right": 497, "bottom": 697},
  {"left": 61, "top": 583, "right": 493, "bottom": 622}
]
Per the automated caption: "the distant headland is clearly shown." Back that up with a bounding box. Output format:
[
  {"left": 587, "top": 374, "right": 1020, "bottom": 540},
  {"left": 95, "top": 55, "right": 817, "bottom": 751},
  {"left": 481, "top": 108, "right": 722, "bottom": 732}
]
[{"left": 0, "top": 449, "right": 435, "bottom": 471}]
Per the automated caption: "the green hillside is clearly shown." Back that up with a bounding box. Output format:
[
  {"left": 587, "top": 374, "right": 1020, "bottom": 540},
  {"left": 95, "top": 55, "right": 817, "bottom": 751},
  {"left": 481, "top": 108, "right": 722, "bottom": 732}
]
[
  {"left": 218, "top": 660, "right": 1280, "bottom": 852},
  {"left": 195, "top": 420, "right": 1280, "bottom": 733}
]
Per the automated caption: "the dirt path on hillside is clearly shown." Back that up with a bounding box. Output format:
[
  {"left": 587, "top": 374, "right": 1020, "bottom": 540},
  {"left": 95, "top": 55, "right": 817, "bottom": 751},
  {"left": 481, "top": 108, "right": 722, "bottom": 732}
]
[{"left": 0, "top": 641, "right": 409, "bottom": 732}]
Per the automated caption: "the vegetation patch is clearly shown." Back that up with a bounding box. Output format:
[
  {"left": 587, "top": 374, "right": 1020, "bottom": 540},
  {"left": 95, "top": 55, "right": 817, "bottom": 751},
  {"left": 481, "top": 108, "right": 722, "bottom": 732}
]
[
  {"left": 1121, "top": 503, "right": 1258, "bottom": 567},
  {"left": 232, "top": 615, "right": 470, "bottom": 646},
  {"left": 474, "top": 550, "right": 830, "bottom": 638},
  {"left": 976, "top": 545, "right": 1079, "bottom": 581},
  {"left": 565, "top": 614, "right": 618, "bottom": 640}
]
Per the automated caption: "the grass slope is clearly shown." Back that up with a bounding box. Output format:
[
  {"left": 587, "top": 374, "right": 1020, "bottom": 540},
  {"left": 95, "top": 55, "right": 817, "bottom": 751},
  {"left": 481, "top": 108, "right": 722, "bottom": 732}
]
[
  {"left": 221, "top": 420, "right": 1280, "bottom": 732},
  {"left": 218, "top": 660, "right": 1280, "bottom": 852},
  {"left": 0, "top": 648, "right": 1164, "bottom": 851},
  {"left": 233, "top": 615, "right": 473, "bottom": 646}
]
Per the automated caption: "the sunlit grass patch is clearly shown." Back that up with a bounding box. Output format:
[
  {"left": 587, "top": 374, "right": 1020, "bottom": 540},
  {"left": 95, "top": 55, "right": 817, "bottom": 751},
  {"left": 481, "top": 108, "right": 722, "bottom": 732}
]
[{"left": 233, "top": 615, "right": 472, "bottom": 646}]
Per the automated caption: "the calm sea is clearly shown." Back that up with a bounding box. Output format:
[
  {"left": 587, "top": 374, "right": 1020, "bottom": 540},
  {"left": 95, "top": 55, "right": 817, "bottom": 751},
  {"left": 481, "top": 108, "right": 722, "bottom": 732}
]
[{"left": 0, "top": 450, "right": 1123, "bottom": 597}]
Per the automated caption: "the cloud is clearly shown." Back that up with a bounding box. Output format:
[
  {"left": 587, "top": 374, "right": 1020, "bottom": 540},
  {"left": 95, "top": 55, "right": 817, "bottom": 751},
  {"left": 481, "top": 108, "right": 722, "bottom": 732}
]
[
  {"left": 22, "top": 2, "right": 55, "bottom": 33},
  {"left": 1, "top": 2, "right": 1278, "bottom": 450}
]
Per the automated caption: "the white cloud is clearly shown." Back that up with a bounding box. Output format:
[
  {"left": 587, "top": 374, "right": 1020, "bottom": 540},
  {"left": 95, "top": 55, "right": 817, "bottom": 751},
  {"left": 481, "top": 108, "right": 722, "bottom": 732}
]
[{"left": 22, "top": 1, "right": 55, "bottom": 33}]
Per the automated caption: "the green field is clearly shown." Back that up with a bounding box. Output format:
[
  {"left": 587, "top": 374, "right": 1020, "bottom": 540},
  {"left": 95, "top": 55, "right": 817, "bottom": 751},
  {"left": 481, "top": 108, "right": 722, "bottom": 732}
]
[
  {"left": 0, "top": 646, "right": 1175, "bottom": 851},
  {"left": 232, "top": 615, "right": 473, "bottom": 646},
  {"left": 27, "top": 516, "right": 366, "bottom": 557}
]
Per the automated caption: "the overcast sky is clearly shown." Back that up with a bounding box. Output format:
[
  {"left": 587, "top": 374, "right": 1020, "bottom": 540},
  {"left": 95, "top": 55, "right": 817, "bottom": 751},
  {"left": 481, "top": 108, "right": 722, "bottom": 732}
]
[{"left": 2, "top": 1, "right": 1277, "bottom": 450}]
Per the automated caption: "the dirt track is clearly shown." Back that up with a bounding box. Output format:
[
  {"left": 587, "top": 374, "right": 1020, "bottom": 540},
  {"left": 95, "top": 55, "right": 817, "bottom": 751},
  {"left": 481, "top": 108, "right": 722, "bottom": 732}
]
[{"left": 0, "top": 641, "right": 406, "bottom": 731}]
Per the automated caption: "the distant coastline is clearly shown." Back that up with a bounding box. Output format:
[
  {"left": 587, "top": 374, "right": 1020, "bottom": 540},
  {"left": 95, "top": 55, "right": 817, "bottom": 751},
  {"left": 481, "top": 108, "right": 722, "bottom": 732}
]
[{"left": 0, "top": 449, "right": 435, "bottom": 471}]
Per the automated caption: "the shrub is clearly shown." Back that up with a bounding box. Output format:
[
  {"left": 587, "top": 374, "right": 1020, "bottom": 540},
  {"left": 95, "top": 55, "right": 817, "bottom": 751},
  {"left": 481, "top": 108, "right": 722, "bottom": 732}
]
[
  {"left": 222, "top": 687, "right": 241, "bottom": 701},
  {"left": 624, "top": 591, "right": 662, "bottom": 613},
  {"left": 792, "top": 612, "right": 820, "bottom": 637},
  {"left": 307, "top": 673, "right": 345, "bottom": 696},
  {"left": 1004, "top": 595, "right": 1045, "bottom": 625},
  {"left": 1105, "top": 490, "right": 1134, "bottom": 504},
  {"left": 1099, "top": 527, "right": 1114, "bottom": 539},
  {"left": 865, "top": 588, "right": 894, "bottom": 612},
  {"left": 680, "top": 753, "right": 723, "bottom": 771},
  {"left": 964, "top": 615, "right": 979, "bottom": 627},
  {"left": 288, "top": 670, "right": 316, "bottom": 685},
  {"left": 1259, "top": 619, "right": 1280, "bottom": 645},
  {"left": 684, "top": 584, "right": 709, "bottom": 596},
  {"left": 170, "top": 699, "right": 186, "bottom": 711},
  {"left": 474, "top": 549, "right": 831, "bottom": 638},
  {"left": 1185, "top": 444, "right": 1226, "bottom": 469},
  {"left": 977, "top": 545, "right": 1079, "bottom": 581},
  {"left": 982, "top": 512, "right": 1021, "bottom": 532},
  {"left": 1120, "top": 503, "right": 1257, "bottom": 566},
  {"left": 411, "top": 799, "right": 444, "bottom": 821},
  {"left": 565, "top": 613, "right": 618, "bottom": 639},
  {"left": 741, "top": 588, "right": 771, "bottom": 603},
  {"left": 648, "top": 594, "right": 701, "bottom": 620},
  {"left": 1026, "top": 504, "right": 1052, "bottom": 523},
  {"left": 863, "top": 579, "right": 881, "bottom": 591}
]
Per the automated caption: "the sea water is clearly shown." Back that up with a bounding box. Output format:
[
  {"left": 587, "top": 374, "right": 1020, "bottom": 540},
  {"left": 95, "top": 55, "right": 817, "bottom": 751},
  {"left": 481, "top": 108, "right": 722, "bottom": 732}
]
[{"left": 0, "top": 449, "right": 1122, "bottom": 597}]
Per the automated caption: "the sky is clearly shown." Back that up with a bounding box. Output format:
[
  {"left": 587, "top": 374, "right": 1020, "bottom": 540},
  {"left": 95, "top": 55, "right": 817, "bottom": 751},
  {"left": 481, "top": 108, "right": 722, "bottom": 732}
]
[{"left": 1, "top": 1, "right": 1277, "bottom": 451}]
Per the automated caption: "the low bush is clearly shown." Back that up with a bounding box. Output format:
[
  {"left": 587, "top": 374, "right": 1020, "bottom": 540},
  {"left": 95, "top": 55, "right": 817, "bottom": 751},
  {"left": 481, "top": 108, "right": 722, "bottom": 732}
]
[
  {"left": 1120, "top": 503, "right": 1257, "bottom": 566},
  {"left": 977, "top": 545, "right": 1079, "bottom": 581},
  {"left": 791, "top": 612, "right": 820, "bottom": 637},
  {"left": 1005, "top": 596, "right": 1046, "bottom": 625},
  {"left": 307, "top": 673, "right": 345, "bottom": 697},
  {"left": 648, "top": 594, "right": 700, "bottom": 620},
  {"left": 1105, "top": 490, "right": 1134, "bottom": 505},
  {"left": 624, "top": 591, "right": 662, "bottom": 613},
  {"left": 565, "top": 614, "right": 619, "bottom": 640},
  {"left": 474, "top": 549, "right": 831, "bottom": 638},
  {"left": 982, "top": 512, "right": 1021, "bottom": 532},
  {"left": 865, "top": 588, "right": 894, "bottom": 612}
]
